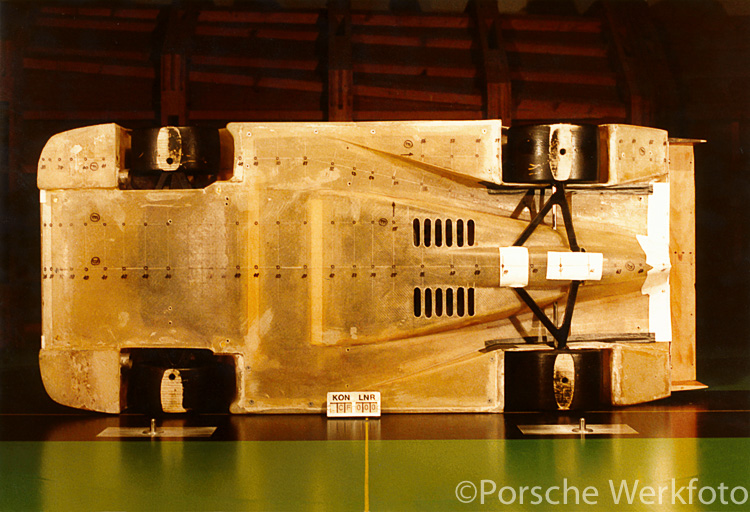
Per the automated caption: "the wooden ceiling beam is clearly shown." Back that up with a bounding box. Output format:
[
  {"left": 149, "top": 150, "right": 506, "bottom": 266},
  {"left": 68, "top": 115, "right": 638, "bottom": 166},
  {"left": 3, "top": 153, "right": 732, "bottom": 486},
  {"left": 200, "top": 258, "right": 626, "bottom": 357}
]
[
  {"left": 198, "top": 11, "right": 320, "bottom": 25},
  {"left": 473, "top": 0, "right": 512, "bottom": 123},
  {"left": 350, "top": 13, "right": 470, "bottom": 29},
  {"left": 160, "top": 5, "right": 199, "bottom": 126},
  {"left": 327, "top": 0, "right": 353, "bottom": 121}
]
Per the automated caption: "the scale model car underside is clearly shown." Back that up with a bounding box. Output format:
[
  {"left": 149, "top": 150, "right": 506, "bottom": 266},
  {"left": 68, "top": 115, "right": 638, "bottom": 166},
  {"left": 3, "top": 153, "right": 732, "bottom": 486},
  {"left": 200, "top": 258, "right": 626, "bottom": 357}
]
[{"left": 36, "top": 120, "right": 700, "bottom": 414}]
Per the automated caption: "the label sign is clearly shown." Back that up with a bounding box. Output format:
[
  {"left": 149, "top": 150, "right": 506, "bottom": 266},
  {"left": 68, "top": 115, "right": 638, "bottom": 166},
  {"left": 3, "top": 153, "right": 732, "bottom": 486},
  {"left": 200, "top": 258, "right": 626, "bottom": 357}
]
[
  {"left": 326, "top": 391, "right": 381, "bottom": 418},
  {"left": 499, "top": 246, "right": 529, "bottom": 288},
  {"left": 546, "top": 251, "right": 603, "bottom": 281}
]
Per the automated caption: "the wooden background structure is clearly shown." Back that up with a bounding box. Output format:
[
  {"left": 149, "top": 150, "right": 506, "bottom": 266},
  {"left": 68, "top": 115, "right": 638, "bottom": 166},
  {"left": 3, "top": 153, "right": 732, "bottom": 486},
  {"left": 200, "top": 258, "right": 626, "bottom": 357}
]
[{"left": 0, "top": 0, "right": 748, "bottom": 409}]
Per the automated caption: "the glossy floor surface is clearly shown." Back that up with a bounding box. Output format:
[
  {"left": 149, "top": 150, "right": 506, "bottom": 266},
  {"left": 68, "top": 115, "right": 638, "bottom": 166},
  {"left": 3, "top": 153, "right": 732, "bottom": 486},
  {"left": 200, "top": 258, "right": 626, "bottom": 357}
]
[
  {"left": 1, "top": 389, "right": 750, "bottom": 442},
  {"left": 2, "top": 352, "right": 749, "bottom": 510},
  {"left": 2, "top": 397, "right": 750, "bottom": 510}
]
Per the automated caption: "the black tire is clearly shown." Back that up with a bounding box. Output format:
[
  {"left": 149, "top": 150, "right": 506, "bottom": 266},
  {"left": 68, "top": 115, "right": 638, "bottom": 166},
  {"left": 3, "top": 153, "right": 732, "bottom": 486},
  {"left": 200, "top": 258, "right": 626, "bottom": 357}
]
[
  {"left": 125, "top": 350, "right": 235, "bottom": 414},
  {"left": 504, "top": 349, "right": 605, "bottom": 411},
  {"left": 504, "top": 124, "right": 601, "bottom": 184},
  {"left": 127, "top": 364, "right": 210, "bottom": 414},
  {"left": 130, "top": 126, "right": 221, "bottom": 174},
  {"left": 129, "top": 126, "right": 221, "bottom": 189}
]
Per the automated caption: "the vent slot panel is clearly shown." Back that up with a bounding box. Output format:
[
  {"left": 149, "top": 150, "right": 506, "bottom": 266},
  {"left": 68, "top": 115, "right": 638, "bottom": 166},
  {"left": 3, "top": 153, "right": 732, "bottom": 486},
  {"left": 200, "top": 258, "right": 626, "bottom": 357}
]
[
  {"left": 412, "top": 218, "right": 475, "bottom": 247},
  {"left": 413, "top": 287, "right": 475, "bottom": 318}
]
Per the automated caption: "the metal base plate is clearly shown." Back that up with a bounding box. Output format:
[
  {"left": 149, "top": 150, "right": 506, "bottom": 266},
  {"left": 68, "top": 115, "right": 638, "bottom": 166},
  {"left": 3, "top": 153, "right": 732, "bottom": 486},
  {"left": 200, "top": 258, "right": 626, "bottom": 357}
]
[
  {"left": 518, "top": 423, "right": 638, "bottom": 435},
  {"left": 97, "top": 426, "right": 217, "bottom": 438}
]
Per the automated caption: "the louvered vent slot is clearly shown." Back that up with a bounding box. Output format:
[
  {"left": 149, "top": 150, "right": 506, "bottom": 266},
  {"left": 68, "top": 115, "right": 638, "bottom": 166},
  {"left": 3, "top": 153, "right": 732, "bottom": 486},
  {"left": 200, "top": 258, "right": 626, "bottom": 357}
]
[
  {"left": 413, "top": 287, "right": 475, "bottom": 318},
  {"left": 412, "top": 218, "right": 475, "bottom": 247}
]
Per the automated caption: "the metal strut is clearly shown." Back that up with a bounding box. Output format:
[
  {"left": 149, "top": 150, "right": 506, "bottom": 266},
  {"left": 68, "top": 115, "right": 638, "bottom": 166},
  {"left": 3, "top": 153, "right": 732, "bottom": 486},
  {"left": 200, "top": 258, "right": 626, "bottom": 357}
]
[
  {"left": 513, "top": 184, "right": 579, "bottom": 251},
  {"left": 514, "top": 281, "right": 581, "bottom": 350},
  {"left": 511, "top": 183, "right": 582, "bottom": 350}
]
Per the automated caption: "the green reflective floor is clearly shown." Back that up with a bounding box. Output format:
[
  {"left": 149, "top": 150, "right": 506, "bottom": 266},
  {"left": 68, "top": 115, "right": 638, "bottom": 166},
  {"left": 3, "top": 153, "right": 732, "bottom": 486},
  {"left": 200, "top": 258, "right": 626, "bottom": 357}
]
[
  {"left": 2, "top": 437, "right": 750, "bottom": 511},
  {"left": 2, "top": 350, "right": 750, "bottom": 510}
]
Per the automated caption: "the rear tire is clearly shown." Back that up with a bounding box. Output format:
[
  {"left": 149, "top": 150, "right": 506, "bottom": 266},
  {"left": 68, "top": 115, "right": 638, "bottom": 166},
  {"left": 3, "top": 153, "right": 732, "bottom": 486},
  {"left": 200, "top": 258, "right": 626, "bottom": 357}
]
[
  {"left": 504, "top": 349, "right": 605, "bottom": 411},
  {"left": 504, "top": 124, "right": 601, "bottom": 184}
]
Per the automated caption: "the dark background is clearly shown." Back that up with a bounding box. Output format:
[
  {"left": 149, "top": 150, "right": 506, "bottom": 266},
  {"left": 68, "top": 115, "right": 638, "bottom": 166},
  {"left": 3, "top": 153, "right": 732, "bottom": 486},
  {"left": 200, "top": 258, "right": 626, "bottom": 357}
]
[{"left": 0, "top": 0, "right": 748, "bottom": 412}]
